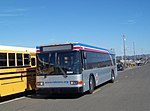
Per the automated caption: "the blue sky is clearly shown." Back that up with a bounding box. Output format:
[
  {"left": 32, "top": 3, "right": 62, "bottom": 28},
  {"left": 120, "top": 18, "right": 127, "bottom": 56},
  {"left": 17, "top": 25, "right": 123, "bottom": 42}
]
[{"left": 0, "top": 0, "right": 150, "bottom": 56}]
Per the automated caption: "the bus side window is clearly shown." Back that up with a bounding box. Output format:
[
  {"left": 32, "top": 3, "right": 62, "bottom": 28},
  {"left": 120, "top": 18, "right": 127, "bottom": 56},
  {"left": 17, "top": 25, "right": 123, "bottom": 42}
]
[
  {"left": 17, "top": 53, "right": 23, "bottom": 66},
  {"left": 24, "top": 54, "right": 30, "bottom": 66},
  {"left": 0, "top": 53, "right": 7, "bottom": 67},
  {"left": 31, "top": 58, "right": 36, "bottom": 66},
  {"left": 9, "top": 53, "right": 15, "bottom": 66}
]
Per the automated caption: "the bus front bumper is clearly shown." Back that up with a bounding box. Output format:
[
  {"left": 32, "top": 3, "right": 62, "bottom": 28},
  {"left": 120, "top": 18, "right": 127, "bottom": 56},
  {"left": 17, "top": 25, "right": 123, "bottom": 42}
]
[{"left": 36, "top": 87, "right": 83, "bottom": 95}]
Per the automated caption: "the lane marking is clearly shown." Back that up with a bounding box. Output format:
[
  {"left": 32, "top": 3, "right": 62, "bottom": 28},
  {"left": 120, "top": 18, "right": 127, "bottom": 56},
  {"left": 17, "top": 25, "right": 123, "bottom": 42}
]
[
  {"left": 93, "top": 88, "right": 101, "bottom": 94},
  {"left": 0, "top": 97, "right": 25, "bottom": 105}
]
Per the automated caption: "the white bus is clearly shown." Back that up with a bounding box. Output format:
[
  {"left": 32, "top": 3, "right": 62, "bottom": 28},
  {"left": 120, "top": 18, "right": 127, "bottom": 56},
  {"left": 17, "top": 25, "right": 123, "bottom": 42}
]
[{"left": 36, "top": 43, "right": 117, "bottom": 94}]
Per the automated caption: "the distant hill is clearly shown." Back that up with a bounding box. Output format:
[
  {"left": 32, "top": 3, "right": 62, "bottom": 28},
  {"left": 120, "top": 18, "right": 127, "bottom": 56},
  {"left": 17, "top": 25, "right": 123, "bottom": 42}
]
[{"left": 117, "top": 54, "right": 150, "bottom": 61}]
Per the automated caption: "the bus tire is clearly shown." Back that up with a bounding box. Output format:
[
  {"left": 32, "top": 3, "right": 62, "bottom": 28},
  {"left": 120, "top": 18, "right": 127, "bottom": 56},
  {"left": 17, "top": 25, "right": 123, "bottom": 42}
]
[
  {"left": 89, "top": 75, "right": 95, "bottom": 94},
  {"left": 110, "top": 70, "right": 115, "bottom": 83}
]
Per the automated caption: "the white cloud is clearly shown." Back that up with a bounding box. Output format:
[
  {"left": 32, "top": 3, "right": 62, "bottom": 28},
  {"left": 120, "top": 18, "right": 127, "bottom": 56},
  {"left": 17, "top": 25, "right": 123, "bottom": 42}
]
[
  {"left": 122, "top": 11, "right": 143, "bottom": 25},
  {"left": 127, "top": 19, "right": 136, "bottom": 24},
  {"left": 0, "top": 14, "right": 21, "bottom": 17},
  {"left": 0, "top": 8, "right": 29, "bottom": 17},
  {"left": 2, "top": 8, "right": 29, "bottom": 13}
]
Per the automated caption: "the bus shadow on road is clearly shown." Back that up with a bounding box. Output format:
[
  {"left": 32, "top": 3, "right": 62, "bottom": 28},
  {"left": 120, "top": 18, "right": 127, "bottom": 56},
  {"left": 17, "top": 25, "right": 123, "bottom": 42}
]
[
  {"left": 28, "top": 93, "right": 84, "bottom": 100},
  {"left": 0, "top": 92, "right": 25, "bottom": 103},
  {"left": 94, "top": 81, "right": 111, "bottom": 91}
]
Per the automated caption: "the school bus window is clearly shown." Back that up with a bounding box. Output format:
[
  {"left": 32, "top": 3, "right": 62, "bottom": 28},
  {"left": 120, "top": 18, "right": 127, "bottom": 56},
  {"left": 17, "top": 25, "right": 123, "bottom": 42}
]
[
  {"left": 0, "top": 53, "right": 7, "bottom": 67},
  {"left": 24, "top": 54, "right": 30, "bottom": 66},
  {"left": 9, "top": 53, "right": 15, "bottom": 66},
  {"left": 31, "top": 58, "right": 35, "bottom": 66},
  {"left": 17, "top": 53, "right": 23, "bottom": 66}
]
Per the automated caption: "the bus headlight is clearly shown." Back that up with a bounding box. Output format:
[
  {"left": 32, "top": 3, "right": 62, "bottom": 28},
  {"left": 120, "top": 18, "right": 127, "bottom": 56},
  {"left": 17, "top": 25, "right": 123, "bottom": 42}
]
[
  {"left": 70, "top": 81, "right": 78, "bottom": 85},
  {"left": 70, "top": 81, "right": 83, "bottom": 85},
  {"left": 37, "top": 82, "right": 44, "bottom": 86}
]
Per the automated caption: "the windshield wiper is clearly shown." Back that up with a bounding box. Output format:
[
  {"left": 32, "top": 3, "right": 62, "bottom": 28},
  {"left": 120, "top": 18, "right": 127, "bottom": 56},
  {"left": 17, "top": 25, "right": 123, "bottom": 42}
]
[{"left": 57, "top": 65, "right": 68, "bottom": 78}]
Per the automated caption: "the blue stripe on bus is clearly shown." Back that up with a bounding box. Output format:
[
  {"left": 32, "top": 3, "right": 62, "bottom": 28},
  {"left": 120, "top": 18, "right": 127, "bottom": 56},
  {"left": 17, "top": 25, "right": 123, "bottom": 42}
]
[{"left": 73, "top": 43, "right": 114, "bottom": 54}]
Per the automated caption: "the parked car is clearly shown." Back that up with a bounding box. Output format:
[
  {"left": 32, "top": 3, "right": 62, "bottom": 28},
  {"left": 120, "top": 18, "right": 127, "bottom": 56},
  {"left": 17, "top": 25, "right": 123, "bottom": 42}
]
[{"left": 117, "top": 63, "right": 124, "bottom": 71}]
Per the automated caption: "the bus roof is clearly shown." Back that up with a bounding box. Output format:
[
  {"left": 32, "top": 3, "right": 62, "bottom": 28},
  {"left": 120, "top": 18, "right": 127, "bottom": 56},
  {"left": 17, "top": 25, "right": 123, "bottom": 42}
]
[
  {"left": 73, "top": 43, "right": 115, "bottom": 54},
  {"left": 37, "top": 42, "right": 115, "bottom": 54},
  {"left": 0, "top": 45, "right": 36, "bottom": 52}
]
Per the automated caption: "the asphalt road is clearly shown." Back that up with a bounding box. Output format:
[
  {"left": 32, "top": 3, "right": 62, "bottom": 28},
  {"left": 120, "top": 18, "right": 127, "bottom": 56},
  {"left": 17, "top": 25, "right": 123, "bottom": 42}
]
[{"left": 0, "top": 64, "right": 150, "bottom": 111}]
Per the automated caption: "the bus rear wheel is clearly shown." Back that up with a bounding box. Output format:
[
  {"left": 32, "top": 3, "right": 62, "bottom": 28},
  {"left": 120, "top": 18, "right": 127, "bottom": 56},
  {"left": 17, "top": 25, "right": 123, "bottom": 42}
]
[
  {"left": 110, "top": 71, "right": 115, "bottom": 83},
  {"left": 89, "top": 76, "right": 95, "bottom": 94}
]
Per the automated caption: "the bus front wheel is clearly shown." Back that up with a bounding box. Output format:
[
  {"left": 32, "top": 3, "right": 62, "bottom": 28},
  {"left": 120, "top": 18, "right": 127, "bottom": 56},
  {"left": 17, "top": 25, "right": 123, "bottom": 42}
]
[{"left": 89, "top": 76, "right": 95, "bottom": 94}]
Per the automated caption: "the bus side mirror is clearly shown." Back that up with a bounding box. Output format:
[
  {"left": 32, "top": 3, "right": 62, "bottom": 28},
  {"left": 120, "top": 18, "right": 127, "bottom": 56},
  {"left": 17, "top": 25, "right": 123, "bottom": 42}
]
[{"left": 83, "top": 52, "right": 87, "bottom": 59}]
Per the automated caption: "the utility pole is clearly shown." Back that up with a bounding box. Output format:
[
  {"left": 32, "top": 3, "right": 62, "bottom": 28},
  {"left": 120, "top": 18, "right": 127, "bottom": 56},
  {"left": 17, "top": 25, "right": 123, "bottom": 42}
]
[
  {"left": 133, "top": 42, "right": 136, "bottom": 61},
  {"left": 123, "top": 34, "right": 126, "bottom": 68}
]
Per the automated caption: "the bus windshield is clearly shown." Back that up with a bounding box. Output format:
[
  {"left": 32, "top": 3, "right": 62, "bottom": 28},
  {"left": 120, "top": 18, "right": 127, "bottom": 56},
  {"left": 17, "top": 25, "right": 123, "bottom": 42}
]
[{"left": 36, "top": 51, "right": 81, "bottom": 75}]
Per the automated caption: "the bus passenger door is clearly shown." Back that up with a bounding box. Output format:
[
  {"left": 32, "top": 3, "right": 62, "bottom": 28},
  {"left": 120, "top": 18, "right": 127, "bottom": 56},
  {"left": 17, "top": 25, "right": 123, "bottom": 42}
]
[
  {"left": 27, "top": 56, "right": 36, "bottom": 91},
  {"left": 81, "top": 51, "right": 89, "bottom": 92}
]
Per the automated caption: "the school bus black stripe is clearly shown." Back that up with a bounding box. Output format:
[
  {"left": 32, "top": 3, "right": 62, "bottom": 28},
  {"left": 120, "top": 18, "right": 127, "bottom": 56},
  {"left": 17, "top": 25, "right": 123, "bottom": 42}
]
[
  {"left": 0, "top": 69, "right": 36, "bottom": 75},
  {"left": 0, "top": 74, "right": 36, "bottom": 80},
  {"left": 0, "top": 65, "right": 31, "bottom": 69},
  {"left": 1, "top": 80, "right": 23, "bottom": 85}
]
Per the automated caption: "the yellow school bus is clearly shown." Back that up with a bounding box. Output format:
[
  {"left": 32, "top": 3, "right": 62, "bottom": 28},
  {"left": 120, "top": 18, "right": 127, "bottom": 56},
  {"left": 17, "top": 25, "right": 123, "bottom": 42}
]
[{"left": 0, "top": 45, "right": 36, "bottom": 97}]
